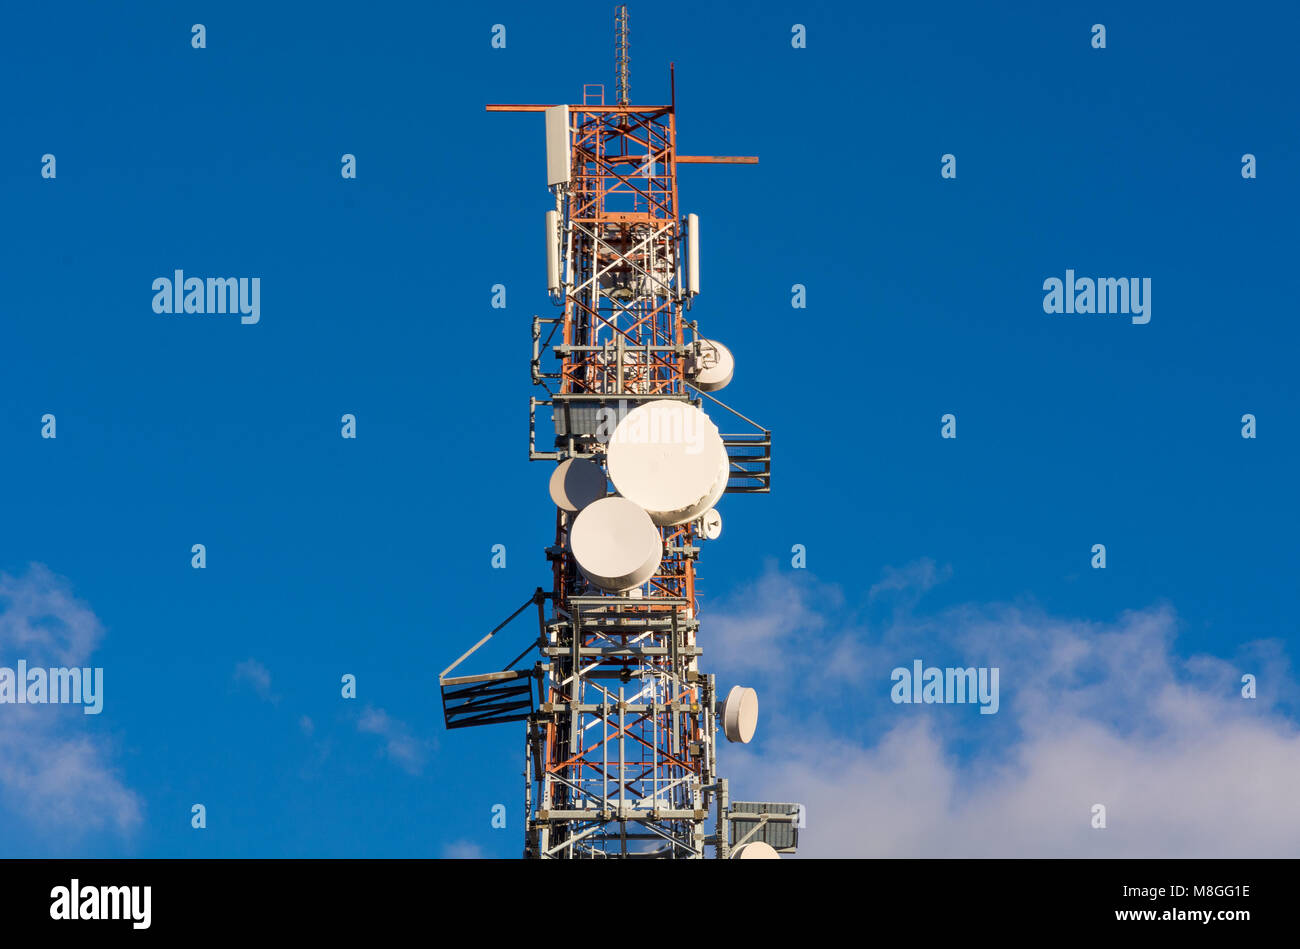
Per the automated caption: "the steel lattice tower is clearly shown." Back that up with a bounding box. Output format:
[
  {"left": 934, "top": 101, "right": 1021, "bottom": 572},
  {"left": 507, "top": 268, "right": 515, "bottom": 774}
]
[{"left": 440, "top": 7, "right": 798, "bottom": 859}]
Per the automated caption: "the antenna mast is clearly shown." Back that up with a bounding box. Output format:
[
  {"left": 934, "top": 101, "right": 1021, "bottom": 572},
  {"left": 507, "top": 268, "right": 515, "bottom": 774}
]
[
  {"left": 451, "top": 7, "right": 797, "bottom": 860},
  {"left": 615, "top": 5, "right": 630, "bottom": 106}
]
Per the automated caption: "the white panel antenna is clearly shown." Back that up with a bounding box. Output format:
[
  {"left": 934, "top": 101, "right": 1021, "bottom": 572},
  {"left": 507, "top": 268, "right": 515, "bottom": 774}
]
[
  {"left": 545, "top": 105, "right": 571, "bottom": 187},
  {"left": 545, "top": 210, "right": 561, "bottom": 293},
  {"left": 685, "top": 213, "right": 700, "bottom": 296}
]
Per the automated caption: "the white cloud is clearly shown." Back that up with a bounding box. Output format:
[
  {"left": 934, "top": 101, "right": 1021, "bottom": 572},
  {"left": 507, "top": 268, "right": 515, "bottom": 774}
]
[
  {"left": 705, "top": 564, "right": 849, "bottom": 680},
  {"left": 441, "top": 839, "right": 485, "bottom": 859},
  {"left": 357, "top": 706, "right": 428, "bottom": 775},
  {"left": 0, "top": 562, "right": 104, "bottom": 665},
  {"left": 233, "top": 658, "right": 275, "bottom": 702},
  {"left": 714, "top": 562, "right": 1300, "bottom": 857},
  {"left": 0, "top": 564, "right": 142, "bottom": 836},
  {"left": 0, "top": 725, "right": 142, "bottom": 834},
  {"left": 868, "top": 557, "right": 952, "bottom": 602}
]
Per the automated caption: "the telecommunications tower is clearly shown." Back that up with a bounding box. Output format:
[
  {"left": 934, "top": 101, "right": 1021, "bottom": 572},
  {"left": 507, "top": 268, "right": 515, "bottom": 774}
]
[{"left": 440, "top": 7, "right": 801, "bottom": 859}]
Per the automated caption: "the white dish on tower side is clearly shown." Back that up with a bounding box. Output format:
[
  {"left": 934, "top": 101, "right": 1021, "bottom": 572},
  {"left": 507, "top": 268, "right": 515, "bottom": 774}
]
[
  {"left": 607, "top": 400, "right": 727, "bottom": 527},
  {"left": 548, "top": 457, "right": 607, "bottom": 513},
  {"left": 686, "top": 338, "right": 734, "bottom": 392},
  {"left": 721, "top": 685, "right": 759, "bottom": 744},
  {"left": 569, "top": 495, "right": 662, "bottom": 592}
]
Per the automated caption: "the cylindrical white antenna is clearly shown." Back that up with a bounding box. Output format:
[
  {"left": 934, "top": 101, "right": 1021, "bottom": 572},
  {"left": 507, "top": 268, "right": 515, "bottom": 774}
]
[
  {"left": 570, "top": 496, "right": 663, "bottom": 592},
  {"left": 732, "top": 841, "right": 780, "bottom": 859},
  {"left": 685, "top": 213, "right": 700, "bottom": 296},
  {"left": 545, "top": 210, "right": 561, "bottom": 294},
  {"left": 548, "top": 457, "right": 606, "bottom": 512},
  {"left": 721, "top": 685, "right": 758, "bottom": 743},
  {"left": 685, "top": 338, "right": 734, "bottom": 391}
]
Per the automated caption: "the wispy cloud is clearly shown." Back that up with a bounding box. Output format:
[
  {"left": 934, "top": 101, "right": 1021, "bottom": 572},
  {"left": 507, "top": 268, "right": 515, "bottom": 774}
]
[
  {"left": 0, "top": 564, "right": 142, "bottom": 837},
  {"left": 230, "top": 661, "right": 425, "bottom": 776},
  {"left": 714, "top": 562, "right": 1300, "bottom": 857},
  {"left": 357, "top": 706, "right": 428, "bottom": 775},
  {"left": 233, "top": 658, "right": 276, "bottom": 703},
  {"left": 0, "top": 562, "right": 104, "bottom": 664},
  {"left": 868, "top": 557, "right": 952, "bottom": 602},
  {"left": 441, "top": 839, "right": 485, "bottom": 859},
  {"left": 706, "top": 563, "right": 847, "bottom": 679}
]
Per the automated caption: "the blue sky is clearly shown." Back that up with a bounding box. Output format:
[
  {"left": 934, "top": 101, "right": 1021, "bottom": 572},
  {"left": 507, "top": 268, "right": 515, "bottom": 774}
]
[{"left": 1, "top": 1, "right": 1297, "bottom": 857}]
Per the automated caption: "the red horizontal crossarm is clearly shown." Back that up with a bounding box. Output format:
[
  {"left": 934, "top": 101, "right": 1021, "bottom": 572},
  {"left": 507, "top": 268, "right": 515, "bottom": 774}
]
[
  {"left": 677, "top": 155, "right": 758, "bottom": 164},
  {"left": 486, "top": 103, "right": 669, "bottom": 113}
]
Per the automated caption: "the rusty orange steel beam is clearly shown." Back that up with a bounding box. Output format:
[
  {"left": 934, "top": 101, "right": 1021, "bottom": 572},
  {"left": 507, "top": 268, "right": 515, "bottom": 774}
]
[
  {"left": 677, "top": 155, "right": 758, "bottom": 164},
  {"left": 486, "top": 104, "right": 670, "bottom": 112}
]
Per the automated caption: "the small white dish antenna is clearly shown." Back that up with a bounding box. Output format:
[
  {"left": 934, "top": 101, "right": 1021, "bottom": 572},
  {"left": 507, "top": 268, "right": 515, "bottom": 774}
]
[
  {"left": 548, "top": 457, "right": 607, "bottom": 513},
  {"left": 721, "top": 685, "right": 758, "bottom": 744},
  {"left": 686, "top": 339, "right": 734, "bottom": 392},
  {"left": 699, "top": 508, "right": 722, "bottom": 540},
  {"left": 732, "top": 841, "right": 779, "bottom": 859}
]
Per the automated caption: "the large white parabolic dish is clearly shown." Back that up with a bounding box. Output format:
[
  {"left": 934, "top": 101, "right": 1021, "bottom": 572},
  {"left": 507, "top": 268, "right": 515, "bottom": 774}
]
[
  {"left": 569, "top": 496, "right": 662, "bottom": 593},
  {"left": 721, "top": 685, "right": 758, "bottom": 744},
  {"left": 548, "top": 457, "right": 607, "bottom": 513},
  {"left": 607, "top": 400, "right": 728, "bottom": 527},
  {"left": 732, "top": 841, "right": 780, "bottom": 859}
]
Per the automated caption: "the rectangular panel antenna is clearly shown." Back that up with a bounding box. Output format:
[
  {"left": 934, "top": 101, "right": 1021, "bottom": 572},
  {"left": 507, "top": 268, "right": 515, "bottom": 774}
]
[{"left": 545, "top": 105, "right": 571, "bottom": 187}]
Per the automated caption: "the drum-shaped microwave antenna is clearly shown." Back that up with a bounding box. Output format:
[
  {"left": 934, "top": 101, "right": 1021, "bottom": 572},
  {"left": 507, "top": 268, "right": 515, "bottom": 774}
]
[
  {"left": 569, "top": 496, "right": 662, "bottom": 592},
  {"left": 686, "top": 339, "right": 734, "bottom": 392},
  {"left": 732, "top": 841, "right": 780, "bottom": 859},
  {"left": 607, "top": 400, "right": 727, "bottom": 526},
  {"left": 548, "top": 457, "right": 607, "bottom": 513},
  {"left": 721, "top": 685, "right": 758, "bottom": 744}
]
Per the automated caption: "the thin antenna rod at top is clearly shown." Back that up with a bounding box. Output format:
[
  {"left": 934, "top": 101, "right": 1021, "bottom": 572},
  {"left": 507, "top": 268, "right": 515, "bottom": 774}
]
[{"left": 615, "top": 5, "right": 630, "bottom": 105}]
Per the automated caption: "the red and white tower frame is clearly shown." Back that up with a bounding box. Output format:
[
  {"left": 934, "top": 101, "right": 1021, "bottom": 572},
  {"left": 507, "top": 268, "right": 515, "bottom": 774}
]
[{"left": 440, "top": 11, "right": 798, "bottom": 859}]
